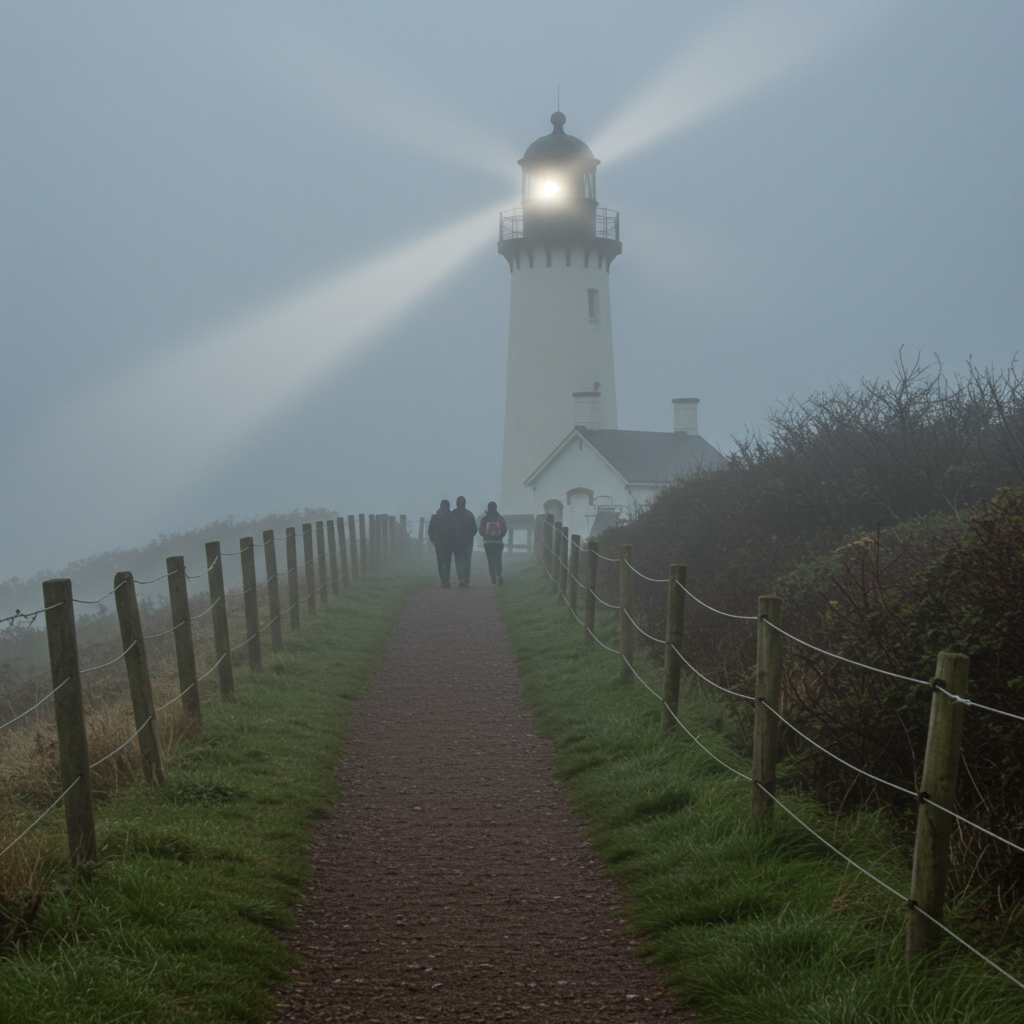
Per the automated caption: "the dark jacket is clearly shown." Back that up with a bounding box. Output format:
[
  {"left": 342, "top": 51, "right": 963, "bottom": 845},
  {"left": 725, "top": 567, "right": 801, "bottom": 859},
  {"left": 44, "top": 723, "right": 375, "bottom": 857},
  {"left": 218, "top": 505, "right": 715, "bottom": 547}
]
[
  {"left": 478, "top": 511, "right": 508, "bottom": 544},
  {"left": 451, "top": 505, "right": 478, "bottom": 549},
  {"left": 428, "top": 508, "right": 457, "bottom": 550}
]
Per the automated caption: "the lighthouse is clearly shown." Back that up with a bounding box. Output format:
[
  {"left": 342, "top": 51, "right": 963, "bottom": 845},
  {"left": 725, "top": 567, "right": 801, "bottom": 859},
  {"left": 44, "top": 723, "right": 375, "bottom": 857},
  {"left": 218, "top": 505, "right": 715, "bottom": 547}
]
[{"left": 498, "top": 112, "right": 622, "bottom": 517}]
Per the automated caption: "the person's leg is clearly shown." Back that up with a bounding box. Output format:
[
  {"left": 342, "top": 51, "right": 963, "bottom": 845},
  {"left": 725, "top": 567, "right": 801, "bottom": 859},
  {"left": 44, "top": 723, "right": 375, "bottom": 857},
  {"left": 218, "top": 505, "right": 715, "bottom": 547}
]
[
  {"left": 484, "top": 544, "right": 499, "bottom": 584},
  {"left": 495, "top": 543, "right": 504, "bottom": 584},
  {"left": 454, "top": 544, "right": 472, "bottom": 586},
  {"left": 435, "top": 547, "right": 452, "bottom": 587}
]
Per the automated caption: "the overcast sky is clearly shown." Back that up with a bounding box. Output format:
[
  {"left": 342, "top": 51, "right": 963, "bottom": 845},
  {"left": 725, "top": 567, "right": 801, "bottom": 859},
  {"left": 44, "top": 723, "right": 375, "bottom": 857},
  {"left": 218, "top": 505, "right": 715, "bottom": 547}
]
[{"left": 1, "top": 0, "right": 1021, "bottom": 586}]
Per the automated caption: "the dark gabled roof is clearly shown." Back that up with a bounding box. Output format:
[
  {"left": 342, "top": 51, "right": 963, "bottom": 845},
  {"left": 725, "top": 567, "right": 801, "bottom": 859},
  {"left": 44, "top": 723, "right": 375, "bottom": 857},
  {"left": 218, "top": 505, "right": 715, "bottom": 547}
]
[{"left": 576, "top": 427, "right": 724, "bottom": 484}]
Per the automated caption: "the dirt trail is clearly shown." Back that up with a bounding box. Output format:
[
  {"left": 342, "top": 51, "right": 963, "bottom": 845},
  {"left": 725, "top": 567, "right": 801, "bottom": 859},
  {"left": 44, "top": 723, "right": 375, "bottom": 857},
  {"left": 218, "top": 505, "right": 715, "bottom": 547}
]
[{"left": 274, "top": 582, "right": 693, "bottom": 1023}]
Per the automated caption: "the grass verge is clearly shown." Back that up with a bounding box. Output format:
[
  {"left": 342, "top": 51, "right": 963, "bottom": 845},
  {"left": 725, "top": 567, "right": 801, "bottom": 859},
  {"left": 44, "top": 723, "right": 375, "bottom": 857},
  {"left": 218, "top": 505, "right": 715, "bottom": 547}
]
[
  {"left": 499, "top": 562, "right": 1024, "bottom": 1024},
  {"left": 0, "top": 562, "right": 435, "bottom": 1024}
]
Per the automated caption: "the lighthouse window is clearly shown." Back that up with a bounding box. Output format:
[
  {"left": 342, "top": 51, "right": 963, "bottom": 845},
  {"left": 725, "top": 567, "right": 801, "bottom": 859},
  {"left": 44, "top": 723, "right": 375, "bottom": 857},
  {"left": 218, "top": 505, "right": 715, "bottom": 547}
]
[
  {"left": 584, "top": 171, "right": 596, "bottom": 200},
  {"left": 587, "top": 288, "right": 599, "bottom": 322}
]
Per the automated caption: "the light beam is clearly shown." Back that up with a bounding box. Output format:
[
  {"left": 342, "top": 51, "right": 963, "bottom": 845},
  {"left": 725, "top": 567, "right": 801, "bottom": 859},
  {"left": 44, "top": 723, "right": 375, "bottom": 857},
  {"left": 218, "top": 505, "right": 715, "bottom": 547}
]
[
  {"left": 12, "top": 201, "right": 510, "bottom": 545},
  {"left": 595, "top": 0, "right": 889, "bottom": 164}
]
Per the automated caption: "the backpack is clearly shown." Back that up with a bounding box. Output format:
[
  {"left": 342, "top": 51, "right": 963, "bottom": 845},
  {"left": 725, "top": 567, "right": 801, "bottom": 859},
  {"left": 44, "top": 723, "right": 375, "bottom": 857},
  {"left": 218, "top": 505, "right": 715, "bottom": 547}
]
[{"left": 483, "top": 518, "right": 503, "bottom": 540}]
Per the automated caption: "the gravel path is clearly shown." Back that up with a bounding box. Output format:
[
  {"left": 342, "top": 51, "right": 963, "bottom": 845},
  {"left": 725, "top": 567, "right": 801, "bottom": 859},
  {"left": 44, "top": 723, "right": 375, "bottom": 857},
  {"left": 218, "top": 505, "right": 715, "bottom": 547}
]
[{"left": 273, "top": 582, "right": 693, "bottom": 1023}]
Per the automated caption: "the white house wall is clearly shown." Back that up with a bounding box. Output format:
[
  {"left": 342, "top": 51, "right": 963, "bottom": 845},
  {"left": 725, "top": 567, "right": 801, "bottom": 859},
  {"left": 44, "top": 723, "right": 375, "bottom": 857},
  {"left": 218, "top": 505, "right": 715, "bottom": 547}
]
[{"left": 529, "top": 435, "right": 636, "bottom": 539}]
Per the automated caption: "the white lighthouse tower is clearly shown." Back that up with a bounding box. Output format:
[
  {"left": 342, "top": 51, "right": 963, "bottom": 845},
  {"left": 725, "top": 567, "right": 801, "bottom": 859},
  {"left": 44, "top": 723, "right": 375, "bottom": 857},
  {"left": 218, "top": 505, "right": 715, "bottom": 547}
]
[{"left": 498, "top": 112, "right": 622, "bottom": 517}]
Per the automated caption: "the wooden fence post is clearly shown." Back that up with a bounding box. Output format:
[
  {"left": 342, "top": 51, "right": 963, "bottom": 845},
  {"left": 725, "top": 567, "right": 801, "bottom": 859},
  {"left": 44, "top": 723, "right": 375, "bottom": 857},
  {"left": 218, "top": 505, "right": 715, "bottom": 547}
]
[
  {"left": 558, "top": 526, "right": 570, "bottom": 602},
  {"left": 751, "top": 595, "right": 784, "bottom": 829},
  {"left": 534, "top": 515, "right": 544, "bottom": 561},
  {"left": 302, "top": 523, "right": 317, "bottom": 614},
  {"left": 550, "top": 520, "right": 562, "bottom": 588},
  {"left": 348, "top": 515, "right": 359, "bottom": 578},
  {"left": 205, "top": 541, "right": 235, "bottom": 700},
  {"left": 359, "top": 514, "right": 368, "bottom": 573},
  {"left": 568, "top": 534, "right": 581, "bottom": 618},
  {"left": 337, "top": 518, "right": 350, "bottom": 587},
  {"left": 113, "top": 571, "right": 165, "bottom": 785},
  {"left": 906, "top": 651, "right": 970, "bottom": 958},
  {"left": 662, "top": 565, "right": 687, "bottom": 732},
  {"left": 400, "top": 515, "right": 408, "bottom": 557},
  {"left": 42, "top": 578, "right": 98, "bottom": 864},
  {"left": 315, "top": 521, "right": 328, "bottom": 605},
  {"left": 418, "top": 516, "right": 425, "bottom": 547},
  {"left": 585, "top": 542, "right": 598, "bottom": 645},
  {"left": 263, "top": 530, "right": 283, "bottom": 652},
  {"left": 286, "top": 527, "right": 301, "bottom": 629},
  {"left": 240, "top": 537, "right": 262, "bottom": 672},
  {"left": 326, "top": 519, "right": 340, "bottom": 596},
  {"left": 619, "top": 545, "right": 635, "bottom": 685},
  {"left": 166, "top": 556, "right": 201, "bottom": 721}
]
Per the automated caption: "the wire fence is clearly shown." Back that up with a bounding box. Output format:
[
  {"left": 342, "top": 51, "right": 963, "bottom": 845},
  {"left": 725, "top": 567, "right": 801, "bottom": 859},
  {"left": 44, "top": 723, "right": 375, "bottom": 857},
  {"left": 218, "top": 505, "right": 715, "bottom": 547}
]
[
  {"left": 0, "top": 511, "right": 410, "bottom": 872},
  {"left": 533, "top": 518, "right": 1024, "bottom": 987}
]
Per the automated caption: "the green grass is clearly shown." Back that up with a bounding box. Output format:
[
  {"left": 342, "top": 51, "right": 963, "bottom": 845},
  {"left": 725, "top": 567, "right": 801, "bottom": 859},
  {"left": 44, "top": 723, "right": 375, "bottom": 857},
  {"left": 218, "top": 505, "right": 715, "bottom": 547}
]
[
  {"left": 0, "top": 561, "right": 435, "bottom": 1024},
  {"left": 499, "top": 561, "right": 1024, "bottom": 1024}
]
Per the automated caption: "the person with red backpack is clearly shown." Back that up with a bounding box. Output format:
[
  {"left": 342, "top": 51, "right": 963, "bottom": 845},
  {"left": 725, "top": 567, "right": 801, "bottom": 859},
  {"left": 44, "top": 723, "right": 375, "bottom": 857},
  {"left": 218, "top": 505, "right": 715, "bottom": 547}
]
[{"left": 478, "top": 501, "right": 508, "bottom": 586}]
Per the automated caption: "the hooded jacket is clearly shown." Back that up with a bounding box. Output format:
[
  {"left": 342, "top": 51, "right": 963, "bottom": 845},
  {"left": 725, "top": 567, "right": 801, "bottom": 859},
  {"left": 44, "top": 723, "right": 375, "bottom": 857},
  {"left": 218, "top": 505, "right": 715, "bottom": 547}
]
[{"left": 451, "top": 497, "right": 478, "bottom": 549}]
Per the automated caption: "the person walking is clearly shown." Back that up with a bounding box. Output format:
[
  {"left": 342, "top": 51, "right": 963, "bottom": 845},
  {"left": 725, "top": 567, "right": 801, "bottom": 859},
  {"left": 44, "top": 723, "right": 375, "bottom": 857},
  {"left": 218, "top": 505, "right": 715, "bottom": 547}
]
[
  {"left": 478, "top": 501, "right": 508, "bottom": 585},
  {"left": 451, "top": 495, "right": 477, "bottom": 588},
  {"left": 427, "top": 500, "right": 456, "bottom": 588}
]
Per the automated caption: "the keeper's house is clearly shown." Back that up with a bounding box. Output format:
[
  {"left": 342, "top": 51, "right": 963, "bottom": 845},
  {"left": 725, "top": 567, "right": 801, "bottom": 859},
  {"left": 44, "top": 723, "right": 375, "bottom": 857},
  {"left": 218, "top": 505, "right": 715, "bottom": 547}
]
[{"left": 523, "top": 395, "right": 724, "bottom": 541}]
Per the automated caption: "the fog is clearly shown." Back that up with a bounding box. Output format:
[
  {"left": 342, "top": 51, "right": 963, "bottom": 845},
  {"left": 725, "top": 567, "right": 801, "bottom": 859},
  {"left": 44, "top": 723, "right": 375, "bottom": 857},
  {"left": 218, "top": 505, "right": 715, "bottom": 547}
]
[{"left": 1, "top": 1, "right": 1021, "bottom": 590}]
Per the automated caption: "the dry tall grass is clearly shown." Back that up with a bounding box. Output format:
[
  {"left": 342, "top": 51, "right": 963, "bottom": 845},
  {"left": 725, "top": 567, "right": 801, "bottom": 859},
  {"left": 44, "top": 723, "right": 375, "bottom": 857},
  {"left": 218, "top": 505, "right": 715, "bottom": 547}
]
[{"left": 0, "top": 573, "right": 290, "bottom": 901}]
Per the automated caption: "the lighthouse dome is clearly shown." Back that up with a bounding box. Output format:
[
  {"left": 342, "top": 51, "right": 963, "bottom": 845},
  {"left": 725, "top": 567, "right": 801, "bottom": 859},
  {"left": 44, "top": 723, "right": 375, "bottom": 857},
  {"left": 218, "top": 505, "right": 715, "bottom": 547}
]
[{"left": 519, "top": 112, "right": 599, "bottom": 168}]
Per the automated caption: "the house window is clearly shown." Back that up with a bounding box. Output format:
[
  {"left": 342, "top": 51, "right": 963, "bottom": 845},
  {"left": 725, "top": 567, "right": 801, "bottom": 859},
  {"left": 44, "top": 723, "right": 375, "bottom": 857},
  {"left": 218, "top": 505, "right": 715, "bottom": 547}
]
[{"left": 587, "top": 288, "right": 599, "bottom": 323}]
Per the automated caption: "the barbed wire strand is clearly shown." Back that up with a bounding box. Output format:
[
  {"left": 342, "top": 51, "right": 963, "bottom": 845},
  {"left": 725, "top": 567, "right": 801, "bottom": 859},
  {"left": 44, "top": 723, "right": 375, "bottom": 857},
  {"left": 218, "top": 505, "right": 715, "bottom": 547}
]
[
  {"left": 142, "top": 620, "right": 185, "bottom": 640},
  {"left": 764, "top": 619, "right": 933, "bottom": 688},
  {"left": 190, "top": 595, "right": 221, "bottom": 622},
  {"left": 671, "top": 644, "right": 756, "bottom": 702},
  {"left": 185, "top": 554, "right": 220, "bottom": 580},
  {"left": 627, "top": 562, "right": 670, "bottom": 584},
  {"left": 0, "top": 776, "right": 81, "bottom": 861},
  {"left": 155, "top": 683, "right": 194, "bottom": 713},
  {"left": 1, "top": 602, "right": 63, "bottom": 627},
  {"left": 678, "top": 580, "right": 758, "bottom": 621},
  {"left": 920, "top": 798, "right": 1024, "bottom": 857},
  {"left": 260, "top": 615, "right": 279, "bottom": 634},
  {"left": 132, "top": 569, "right": 177, "bottom": 585},
  {"left": 0, "top": 677, "right": 72, "bottom": 732},
  {"left": 72, "top": 578, "right": 128, "bottom": 605},
  {"left": 89, "top": 717, "right": 151, "bottom": 769},
  {"left": 622, "top": 605, "right": 667, "bottom": 645},
  {"left": 229, "top": 633, "right": 258, "bottom": 654},
  {"left": 80, "top": 640, "right": 136, "bottom": 675},
  {"left": 196, "top": 653, "right": 228, "bottom": 683},
  {"left": 760, "top": 703, "right": 917, "bottom": 799},
  {"left": 935, "top": 691, "right": 1024, "bottom": 725},
  {"left": 623, "top": 649, "right": 752, "bottom": 781}
]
